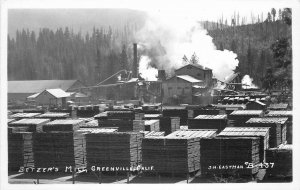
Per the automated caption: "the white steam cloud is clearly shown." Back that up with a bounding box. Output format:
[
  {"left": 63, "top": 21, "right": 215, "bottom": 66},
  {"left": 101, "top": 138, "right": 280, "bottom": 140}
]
[
  {"left": 139, "top": 56, "right": 158, "bottom": 81},
  {"left": 242, "top": 75, "right": 258, "bottom": 89},
  {"left": 136, "top": 11, "right": 239, "bottom": 81}
]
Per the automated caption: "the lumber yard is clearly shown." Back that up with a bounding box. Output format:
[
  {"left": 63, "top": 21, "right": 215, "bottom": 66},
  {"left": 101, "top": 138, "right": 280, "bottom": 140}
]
[{"left": 7, "top": 43, "right": 293, "bottom": 184}]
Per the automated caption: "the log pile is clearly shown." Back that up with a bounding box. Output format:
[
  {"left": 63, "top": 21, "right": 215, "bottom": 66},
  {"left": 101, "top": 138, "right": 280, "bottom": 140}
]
[
  {"left": 8, "top": 132, "right": 35, "bottom": 171},
  {"left": 200, "top": 137, "right": 261, "bottom": 175},
  {"left": 187, "top": 115, "right": 227, "bottom": 133},
  {"left": 266, "top": 144, "right": 292, "bottom": 177},
  {"left": 85, "top": 132, "right": 142, "bottom": 168},
  {"left": 9, "top": 119, "right": 50, "bottom": 132},
  {"left": 228, "top": 110, "right": 263, "bottom": 127},
  {"left": 246, "top": 117, "right": 288, "bottom": 148}
]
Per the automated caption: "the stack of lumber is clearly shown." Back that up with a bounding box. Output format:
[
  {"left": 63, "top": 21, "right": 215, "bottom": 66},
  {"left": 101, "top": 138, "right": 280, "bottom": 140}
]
[
  {"left": 200, "top": 137, "right": 261, "bottom": 175},
  {"left": 142, "top": 130, "right": 216, "bottom": 174},
  {"left": 218, "top": 127, "right": 270, "bottom": 162},
  {"left": 80, "top": 119, "right": 99, "bottom": 128},
  {"left": 228, "top": 110, "right": 264, "bottom": 126},
  {"left": 9, "top": 119, "right": 50, "bottom": 133},
  {"left": 192, "top": 109, "right": 220, "bottom": 118},
  {"left": 162, "top": 109, "right": 188, "bottom": 125},
  {"left": 76, "top": 105, "right": 100, "bottom": 118},
  {"left": 36, "top": 112, "right": 70, "bottom": 121},
  {"left": 159, "top": 117, "right": 180, "bottom": 135},
  {"left": 266, "top": 111, "right": 293, "bottom": 144},
  {"left": 8, "top": 132, "right": 35, "bottom": 171},
  {"left": 246, "top": 117, "right": 288, "bottom": 148},
  {"left": 10, "top": 113, "right": 41, "bottom": 120},
  {"left": 97, "top": 119, "right": 145, "bottom": 132},
  {"left": 95, "top": 111, "right": 145, "bottom": 132},
  {"left": 42, "top": 119, "right": 84, "bottom": 132},
  {"left": 268, "top": 103, "right": 289, "bottom": 110},
  {"left": 143, "top": 114, "right": 162, "bottom": 120},
  {"left": 141, "top": 131, "right": 165, "bottom": 138},
  {"left": 78, "top": 128, "right": 118, "bottom": 133},
  {"left": 85, "top": 132, "right": 142, "bottom": 168},
  {"left": 34, "top": 131, "right": 86, "bottom": 169},
  {"left": 144, "top": 120, "right": 160, "bottom": 131},
  {"left": 188, "top": 115, "right": 227, "bottom": 133},
  {"left": 266, "top": 144, "right": 292, "bottom": 177}
]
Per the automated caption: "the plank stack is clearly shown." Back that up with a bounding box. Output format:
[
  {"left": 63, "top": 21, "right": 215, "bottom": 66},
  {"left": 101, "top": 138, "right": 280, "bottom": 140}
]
[
  {"left": 162, "top": 109, "right": 188, "bottom": 125},
  {"left": 192, "top": 109, "right": 220, "bottom": 118},
  {"left": 142, "top": 131, "right": 165, "bottom": 138},
  {"left": 9, "top": 119, "right": 50, "bottom": 133},
  {"left": 76, "top": 105, "right": 100, "bottom": 118},
  {"left": 36, "top": 112, "right": 70, "bottom": 121},
  {"left": 85, "top": 132, "right": 142, "bottom": 169},
  {"left": 266, "top": 144, "right": 292, "bottom": 177},
  {"left": 266, "top": 111, "right": 293, "bottom": 144},
  {"left": 159, "top": 117, "right": 180, "bottom": 135},
  {"left": 8, "top": 132, "right": 35, "bottom": 171},
  {"left": 142, "top": 130, "right": 217, "bottom": 174},
  {"left": 200, "top": 137, "right": 261, "bottom": 175},
  {"left": 144, "top": 120, "right": 160, "bottom": 131},
  {"left": 143, "top": 114, "right": 162, "bottom": 120},
  {"left": 246, "top": 117, "right": 288, "bottom": 148},
  {"left": 95, "top": 111, "right": 145, "bottom": 132},
  {"left": 10, "top": 113, "right": 41, "bottom": 120},
  {"left": 228, "top": 110, "right": 264, "bottom": 126},
  {"left": 218, "top": 127, "right": 270, "bottom": 162},
  {"left": 187, "top": 115, "right": 227, "bottom": 133},
  {"left": 34, "top": 120, "right": 86, "bottom": 170}
]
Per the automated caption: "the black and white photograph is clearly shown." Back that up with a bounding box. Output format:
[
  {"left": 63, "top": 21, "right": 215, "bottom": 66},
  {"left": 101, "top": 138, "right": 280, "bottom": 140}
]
[{"left": 0, "top": 0, "right": 299, "bottom": 188}]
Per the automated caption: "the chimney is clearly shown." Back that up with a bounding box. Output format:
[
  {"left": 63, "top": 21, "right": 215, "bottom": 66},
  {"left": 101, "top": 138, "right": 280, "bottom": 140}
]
[
  {"left": 133, "top": 43, "right": 138, "bottom": 78},
  {"left": 158, "top": 70, "right": 166, "bottom": 81}
]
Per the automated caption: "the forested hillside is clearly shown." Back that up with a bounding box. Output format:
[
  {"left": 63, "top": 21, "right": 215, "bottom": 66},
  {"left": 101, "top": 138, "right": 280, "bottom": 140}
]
[
  {"left": 205, "top": 8, "right": 292, "bottom": 89},
  {"left": 7, "top": 25, "right": 138, "bottom": 85}
]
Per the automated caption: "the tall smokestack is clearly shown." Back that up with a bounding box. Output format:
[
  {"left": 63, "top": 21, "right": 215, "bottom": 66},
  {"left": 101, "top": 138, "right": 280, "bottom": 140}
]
[
  {"left": 158, "top": 70, "right": 166, "bottom": 81},
  {"left": 133, "top": 43, "right": 138, "bottom": 78}
]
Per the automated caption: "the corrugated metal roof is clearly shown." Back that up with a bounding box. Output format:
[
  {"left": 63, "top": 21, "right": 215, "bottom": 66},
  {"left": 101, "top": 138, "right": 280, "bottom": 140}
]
[
  {"left": 194, "top": 114, "right": 227, "bottom": 120},
  {"left": 177, "top": 75, "right": 202, "bottom": 83},
  {"left": 8, "top": 80, "right": 79, "bottom": 93},
  {"left": 230, "top": 110, "right": 263, "bottom": 115},
  {"left": 218, "top": 127, "right": 269, "bottom": 136},
  {"left": 11, "top": 113, "right": 41, "bottom": 118},
  {"left": 144, "top": 120, "right": 159, "bottom": 125},
  {"left": 266, "top": 111, "right": 292, "bottom": 117},
  {"left": 37, "top": 112, "right": 69, "bottom": 118},
  {"left": 166, "top": 130, "right": 217, "bottom": 139},
  {"left": 10, "top": 118, "right": 50, "bottom": 125},
  {"left": 246, "top": 117, "right": 288, "bottom": 124},
  {"left": 45, "top": 119, "right": 84, "bottom": 126},
  {"left": 44, "top": 88, "right": 70, "bottom": 98}
]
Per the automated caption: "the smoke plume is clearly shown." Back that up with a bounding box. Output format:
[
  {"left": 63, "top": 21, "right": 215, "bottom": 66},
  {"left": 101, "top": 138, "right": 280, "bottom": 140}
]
[
  {"left": 139, "top": 56, "right": 158, "bottom": 81},
  {"left": 135, "top": 11, "right": 239, "bottom": 81},
  {"left": 242, "top": 75, "right": 258, "bottom": 89}
]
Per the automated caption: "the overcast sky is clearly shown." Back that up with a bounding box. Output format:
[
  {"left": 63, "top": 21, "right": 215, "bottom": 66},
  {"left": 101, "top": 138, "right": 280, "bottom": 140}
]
[{"left": 4, "top": 0, "right": 293, "bottom": 22}]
